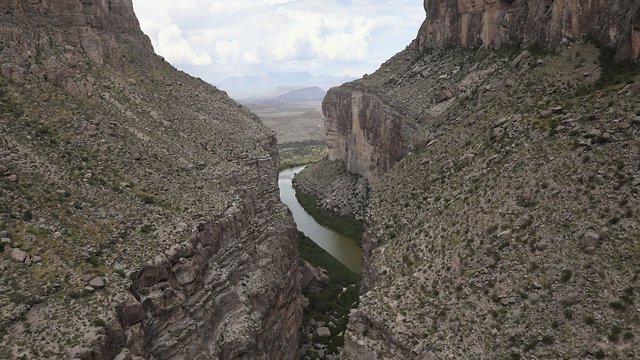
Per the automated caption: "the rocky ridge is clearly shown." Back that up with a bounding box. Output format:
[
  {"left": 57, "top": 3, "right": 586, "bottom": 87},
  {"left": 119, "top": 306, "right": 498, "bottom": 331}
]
[
  {"left": 0, "top": 1, "right": 301, "bottom": 359},
  {"left": 321, "top": 1, "right": 640, "bottom": 359}
]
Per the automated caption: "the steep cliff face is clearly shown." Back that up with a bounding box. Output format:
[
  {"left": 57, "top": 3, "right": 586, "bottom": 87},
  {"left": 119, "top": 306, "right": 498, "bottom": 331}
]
[
  {"left": 323, "top": 2, "right": 640, "bottom": 359},
  {"left": 418, "top": 0, "right": 640, "bottom": 63},
  {"left": 0, "top": 1, "right": 301, "bottom": 359},
  {"left": 323, "top": 85, "right": 428, "bottom": 183}
]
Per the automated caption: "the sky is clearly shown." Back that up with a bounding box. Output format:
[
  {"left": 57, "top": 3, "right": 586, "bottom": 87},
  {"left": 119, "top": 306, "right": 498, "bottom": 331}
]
[{"left": 131, "top": 0, "right": 425, "bottom": 86}]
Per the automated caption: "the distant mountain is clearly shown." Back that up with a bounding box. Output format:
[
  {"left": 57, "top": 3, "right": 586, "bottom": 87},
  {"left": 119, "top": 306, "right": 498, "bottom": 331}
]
[
  {"left": 217, "top": 72, "right": 354, "bottom": 99},
  {"left": 268, "top": 87, "right": 326, "bottom": 103}
]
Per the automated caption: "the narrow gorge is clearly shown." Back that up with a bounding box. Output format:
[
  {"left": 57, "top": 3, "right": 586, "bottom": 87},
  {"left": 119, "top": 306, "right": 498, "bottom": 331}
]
[{"left": 0, "top": 0, "right": 639, "bottom": 359}]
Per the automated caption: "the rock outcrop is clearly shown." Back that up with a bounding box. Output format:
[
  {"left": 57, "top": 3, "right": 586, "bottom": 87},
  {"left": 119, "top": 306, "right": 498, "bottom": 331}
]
[
  {"left": 294, "top": 160, "right": 369, "bottom": 219},
  {"left": 322, "top": 2, "right": 640, "bottom": 359},
  {"left": 0, "top": 1, "right": 301, "bottom": 359},
  {"left": 418, "top": 0, "right": 640, "bottom": 63}
]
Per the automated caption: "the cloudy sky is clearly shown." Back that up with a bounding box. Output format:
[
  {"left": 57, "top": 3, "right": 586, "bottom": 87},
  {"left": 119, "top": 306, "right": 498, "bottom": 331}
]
[{"left": 132, "top": 0, "right": 425, "bottom": 86}]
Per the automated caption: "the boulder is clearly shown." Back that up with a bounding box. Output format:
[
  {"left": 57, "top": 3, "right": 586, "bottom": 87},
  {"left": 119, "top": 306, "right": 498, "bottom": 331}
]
[
  {"left": 317, "top": 327, "right": 331, "bottom": 338},
  {"left": 89, "top": 276, "right": 106, "bottom": 289},
  {"left": 116, "top": 300, "right": 144, "bottom": 328},
  {"left": 300, "top": 261, "right": 330, "bottom": 295},
  {"left": 10, "top": 248, "right": 28, "bottom": 263},
  {"left": 437, "top": 85, "right": 454, "bottom": 102},
  {"left": 511, "top": 50, "right": 531, "bottom": 67}
]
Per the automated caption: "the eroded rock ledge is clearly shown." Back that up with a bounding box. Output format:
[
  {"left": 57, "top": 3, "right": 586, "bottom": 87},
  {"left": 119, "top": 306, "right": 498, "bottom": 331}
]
[{"left": 111, "top": 165, "right": 302, "bottom": 360}]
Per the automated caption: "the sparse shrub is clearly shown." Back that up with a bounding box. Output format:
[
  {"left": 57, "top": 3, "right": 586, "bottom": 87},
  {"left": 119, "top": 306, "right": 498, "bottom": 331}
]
[
  {"left": 564, "top": 309, "right": 573, "bottom": 320},
  {"left": 92, "top": 319, "right": 107, "bottom": 328},
  {"left": 8, "top": 292, "right": 28, "bottom": 304},
  {"left": 560, "top": 269, "right": 573, "bottom": 283},
  {"left": 139, "top": 192, "right": 158, "bottom": 205},
  {"left": 0, "top": 83, "right": 23, "bottom": 118},
  {"left": 140, "top": 224, "right": 154, "bottom": 233},
  {"left": 21, "top": 209, "right": 33, "bottom": 221},
  {"left": 609, "top": 301, "right": 625, "bottom": 311},
  {"left": 608, "top": 326, "right": 622, "bottom": 342},
  {"left": 584, "top": 316, "right": 595, "bottom": 326},
  {"left": 67, "top": 290, "right": 86, "bottom": 300},
  {"left": 87, "top": 256, "right": 101, "bottom": 268},
  {"left": 26, "top": 225, "right": 49, "bottom": 236}
]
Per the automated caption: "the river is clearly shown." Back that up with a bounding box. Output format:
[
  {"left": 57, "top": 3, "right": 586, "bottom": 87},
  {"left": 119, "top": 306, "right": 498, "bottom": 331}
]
[{"left": 278, "top": 166, "right": 362, "bottom": 273}]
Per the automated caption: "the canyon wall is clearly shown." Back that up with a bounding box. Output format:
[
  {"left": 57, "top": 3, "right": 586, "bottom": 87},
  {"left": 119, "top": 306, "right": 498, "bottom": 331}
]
[
  {"left": 418, "top": 0, "right": 640, "bottom": 63},
  {"left": 322, "top": 1, "right": 640, "bottom": 359},
  {"left": 0, "top": 1, "right": 301, "bottom": 359},
  {"left": 324, "top": 1, "right": 639, "bottom": 184},
  {"left": 323, "top": 85, "right": 428, "bottom": 183}
]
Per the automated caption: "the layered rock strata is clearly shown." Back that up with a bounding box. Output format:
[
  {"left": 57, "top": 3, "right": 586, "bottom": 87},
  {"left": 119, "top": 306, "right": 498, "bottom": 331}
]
[
  {"left": 0, "top": 1, "right": 301, "bottom": 359},
  {"left": 418, "top": 0, "right": 640, "bottom": 63},
  {"left": 323, "top": 86, "right": 430, "bottom": 183}
]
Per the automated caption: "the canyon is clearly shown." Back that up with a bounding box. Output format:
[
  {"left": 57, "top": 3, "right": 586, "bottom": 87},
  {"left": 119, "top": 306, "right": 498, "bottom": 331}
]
[{"left": 1, "top": 0, "right": 640, "bottom": 359}]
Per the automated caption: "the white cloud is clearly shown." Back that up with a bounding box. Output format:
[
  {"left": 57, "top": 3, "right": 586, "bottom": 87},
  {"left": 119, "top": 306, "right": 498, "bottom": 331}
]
[
  {"left": 156, "top": 24, "right": 212, "bottom": 65},
  {"left": 132, "top": 0, "right": 424, "bottom": 83},
  {"left": 214, "top": 40, "right": 240, "bottom": 64},
  {"left": 243, "top": 48, "right": 260, "bottom": 64}
]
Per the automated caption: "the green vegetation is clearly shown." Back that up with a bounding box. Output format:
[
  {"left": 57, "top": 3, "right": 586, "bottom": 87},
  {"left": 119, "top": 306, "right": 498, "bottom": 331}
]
[
  {"left": 278, "top": 140, "right": 327, "bottom": 170},
  {"left": 594, "top": 42, "right": 640, "bottom": 88},
  {"left": 293, "top": 185, "right": 364, "bottom": 246},
  {"left": 134, "top": 189, "right": 171, "bottom": 209},
  {"left": 26, "top": 224, "right": 49, "bottom": 236},
  {"left": 140, "top": 224, "right": 155, "bottom": 233},
  {"left": 298, "top": 231, "right": 359, "bottom": 355},
  {"left": 575, "top": 39, "right": 640, "bottom": 96}
]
